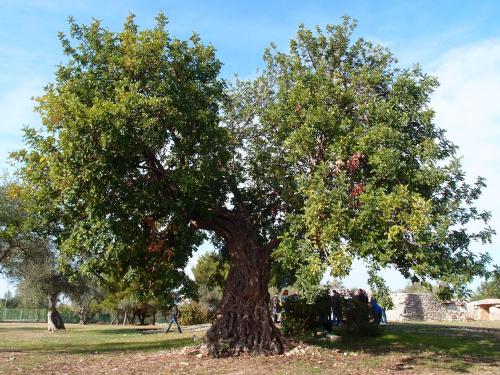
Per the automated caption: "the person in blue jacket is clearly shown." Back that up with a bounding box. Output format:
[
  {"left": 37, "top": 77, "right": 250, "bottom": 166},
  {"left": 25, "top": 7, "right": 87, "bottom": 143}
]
[{"left": 370, "top": 297, "right": 383, "bottom": 325}]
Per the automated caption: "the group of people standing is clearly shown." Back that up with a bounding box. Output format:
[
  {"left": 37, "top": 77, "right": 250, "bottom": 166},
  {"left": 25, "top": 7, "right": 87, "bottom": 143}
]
[{"left": 270, "top": 287, "right": 388, "bottom": 327}]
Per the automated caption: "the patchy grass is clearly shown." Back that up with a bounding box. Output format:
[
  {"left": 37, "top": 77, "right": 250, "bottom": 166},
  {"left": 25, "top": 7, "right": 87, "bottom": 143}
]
[
  {"left": 306, "top": 321, "right": 500, "bottom": 373},
  {"left": 0, "top": 323, "right": 202, "bottom": 373},
  {"left": 0, "top": 323, "right": 198, "bottom": 354},
  {"left": 0, "top": 321, "right": 499, "bottom": 374}
]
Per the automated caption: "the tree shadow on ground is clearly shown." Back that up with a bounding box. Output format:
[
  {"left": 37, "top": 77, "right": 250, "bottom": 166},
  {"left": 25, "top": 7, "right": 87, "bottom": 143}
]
[
  {"left": 86, "top": 327, "right": 155, "bottom": 335},
  {"left": 306, "top": 323, "right": 500, "bottom": 373},
  {"left": 0, "top": 326, "right": 47, "bottom": 333},
  {"left": 15, "top": 336, "right": 194, "bottom": 355}
]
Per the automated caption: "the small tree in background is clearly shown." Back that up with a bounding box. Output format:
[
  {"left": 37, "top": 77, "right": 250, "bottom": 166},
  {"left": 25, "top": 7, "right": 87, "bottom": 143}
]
[
  {"left": 2, "top": 238, "right": 69, "bottom": 331},
  {"left": 0, "top": 182, "right": 90, "bottom": 330},
  {"left": 326, "top": 278, "right": 345, "bottom": 290},
  {"left": 67, "top": 276, "right": 104, "bottom": 324},
  {"left": 1, "top": 290, "right": 20, "bottom": 309},
  {"left": 472, "top": 266, "right": 500, "bottom": 300},
  {"left": 400, "top": 282, "right": 433, "bottom": 294},
  {"left": 192, "top": 251, "right": 228, "bottom": 312}
]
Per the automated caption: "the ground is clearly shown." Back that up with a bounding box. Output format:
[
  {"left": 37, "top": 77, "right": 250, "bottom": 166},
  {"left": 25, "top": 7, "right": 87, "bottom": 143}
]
[{"left": 0, "top": 321, "right": 499, "bottom": 374}]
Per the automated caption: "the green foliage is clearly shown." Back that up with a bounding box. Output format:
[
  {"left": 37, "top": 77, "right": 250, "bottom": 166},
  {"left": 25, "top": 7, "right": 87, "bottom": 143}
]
[
  {"left": 178, "top": 301, "right": 212, "bottom": 325},
  {"left": 192, "top": 251, "right": 228, "bottom": 290},
  {"left": 433, "top": 283, "right": 457, "bottom": 301},
  {"left": 11, "top": 14, "right": 493, "bottom": 320},
  {"left": 1, "top": 290, "right": 20, "bottom": 309},
  {"left": 281, "top": 297, "right": 318, "bottom": 335},
  {"left": 191, "top": 251, "right": 228, "bottom": 312},
  {"left": 367, "top": 268, "right": 393, "bottom": 309},
  {"left": 12, "top": 13, "right": 229, "bottom": 301},
  {"left": 472, "top": 266, "right": 500, "bottom": 300},
  {"left": 94, "top": 277, "right": 164, "bottom": 324},
  {"left": 281, "top": 290, "right": 381, "bottom": 337},
  {"left": 0, "top": 181, "right": 29, "bottom": 266},
  {"left": 1, "top": 233, "right": 71, "bottom": 309},
  {"left": 15, "top": 279, "right": 49, "bottom": 308},
  {"left": 279, "top": 289, "right": 334, "bottom": 335},
  {"left": 234, "top": 17, "right": 493, "bottom": 297},
  {"left": 343, "top": 298, "right": 382, "bottom": 337},
  {"left": 325, "top": 279, "right": 345, "bottom": 290},
  {"left": 400, "top": 282, "right": 433, "bottom": 293},
  {"left": 66, "top": 275, "right": 104, "bottom": 317},
  {"left": 57, "top": 304, "right": 80, "bottom": 323},
  {"left": 399, "top": 281, "right": 463, "bottom": 301}
]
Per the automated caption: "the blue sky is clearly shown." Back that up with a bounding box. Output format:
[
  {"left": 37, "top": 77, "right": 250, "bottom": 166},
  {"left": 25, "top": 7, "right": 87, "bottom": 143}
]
[{"left": 1, "top": 0, "right": 499, "bottom": 296}]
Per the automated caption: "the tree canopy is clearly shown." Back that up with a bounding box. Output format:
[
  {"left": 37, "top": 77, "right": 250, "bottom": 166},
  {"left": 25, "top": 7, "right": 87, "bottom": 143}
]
[
  {"left": 227, "top": 19, "right": 493, "bottom": 297},
  {"left": 13, "top": 14, "right": 494, "bottom": 355},
  {"left": 13, "top": 13, "right": 221, "bottom": 300}
]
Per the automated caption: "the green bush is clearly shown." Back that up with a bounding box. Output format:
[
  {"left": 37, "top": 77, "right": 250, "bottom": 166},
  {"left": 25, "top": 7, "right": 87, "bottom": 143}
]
[
  {"left": 343, "top": 298, "right": 382, "bottom": 337},
  {"left": 58, "top": 305, "right": 80, "bottom": 324},
  {"left": 281, "top": 297, "right": 316, "bottom": 335},
  {"left": 281, "top": 292, "right": 382, "bottom": 337},
  {"left": 281, "top": 290, "right": 331, "bottom": 335},
  {"left": 178, "top": 301, "right": 213, "bottom": 326}
]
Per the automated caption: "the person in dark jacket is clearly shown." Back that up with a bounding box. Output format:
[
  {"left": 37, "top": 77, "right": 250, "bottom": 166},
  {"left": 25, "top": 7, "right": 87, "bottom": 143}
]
[
  {"left": 331, "top": 290, "right": 343, "bottom": 325},
  {"left": 165, "top": 303, "right": 182, "bottom": 333},
  {"left": 271, "top": 295, "right": 280, "bottom": 323}
]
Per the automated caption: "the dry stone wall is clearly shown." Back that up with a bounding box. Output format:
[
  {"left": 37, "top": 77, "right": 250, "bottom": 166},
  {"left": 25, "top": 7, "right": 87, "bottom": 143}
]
[{"left": 386, "top": 293, "right": 466, "bottom": 322}]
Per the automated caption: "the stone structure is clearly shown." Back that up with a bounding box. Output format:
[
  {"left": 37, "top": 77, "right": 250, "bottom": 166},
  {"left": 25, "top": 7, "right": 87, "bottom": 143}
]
[
  {"left": 386, "top": 293, "right": 466, "bottom": 322},
  {"left": 466, "top": 299, "right": 500, "bottom": 321}
]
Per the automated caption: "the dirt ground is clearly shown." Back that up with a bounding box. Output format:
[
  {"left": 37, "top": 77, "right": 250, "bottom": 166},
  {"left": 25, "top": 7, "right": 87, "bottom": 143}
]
[
  {"left": 1, "top": 322, "right": 499, "bottom": 374},
  {"left": 2, "top": 340, "right": 499, "bottom": 375}
]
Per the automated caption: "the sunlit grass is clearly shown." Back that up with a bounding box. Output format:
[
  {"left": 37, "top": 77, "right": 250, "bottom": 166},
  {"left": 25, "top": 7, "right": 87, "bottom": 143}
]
[
  {"left": 1, "top": 321, "right": 499, "bottom": 374},
  {"left": 0, "top": 323, "right": 203, "bottom": 355}
]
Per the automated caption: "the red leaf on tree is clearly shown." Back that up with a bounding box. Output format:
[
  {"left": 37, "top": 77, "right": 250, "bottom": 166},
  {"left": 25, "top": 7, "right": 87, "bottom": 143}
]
[{"left": 347, "top": 152, "right": 365, "bottom": 172}]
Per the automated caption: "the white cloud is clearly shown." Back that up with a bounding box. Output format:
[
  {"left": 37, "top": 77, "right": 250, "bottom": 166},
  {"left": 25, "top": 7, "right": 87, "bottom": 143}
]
[{"left": 432, "top": 40, "right": 500, "bottom": 262}]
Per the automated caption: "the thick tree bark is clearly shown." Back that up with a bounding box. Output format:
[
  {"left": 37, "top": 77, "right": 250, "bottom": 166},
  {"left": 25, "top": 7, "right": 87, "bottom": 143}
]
[
  {"left": 192, "top": 211, "right": 283, "bottom": 357},
  {"left": 47, "top": 293, "right": 65, "bottom": 331}
]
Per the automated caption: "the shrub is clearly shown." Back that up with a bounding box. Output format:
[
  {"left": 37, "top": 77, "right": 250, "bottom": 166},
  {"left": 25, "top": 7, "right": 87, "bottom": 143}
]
[
  {"left": 281, "top": 297, "right": 316, "bottom": 335},
  {"left": 281, "top": 290, "right": 331, "bottom": 335},
  {"left": 58, "top": 304, "right": 80, "bottom": 324},
  {"left": 178, "top": 301, "right": 213, "bottom": 326},
  {"left": 343, "top": 298, "right": 382, "bottom": 337},
  {"left": 281, "top": 292, "right": 382, "bottom": 337}
]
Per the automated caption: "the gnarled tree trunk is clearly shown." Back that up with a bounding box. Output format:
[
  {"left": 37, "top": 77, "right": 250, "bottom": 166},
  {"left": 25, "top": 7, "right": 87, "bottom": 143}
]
[
  {"left": 192, "top": 211, "right": 283, "bottom": 357},
  {"left": 47, "top": 293, "right": 65, "bottom": 331}
]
